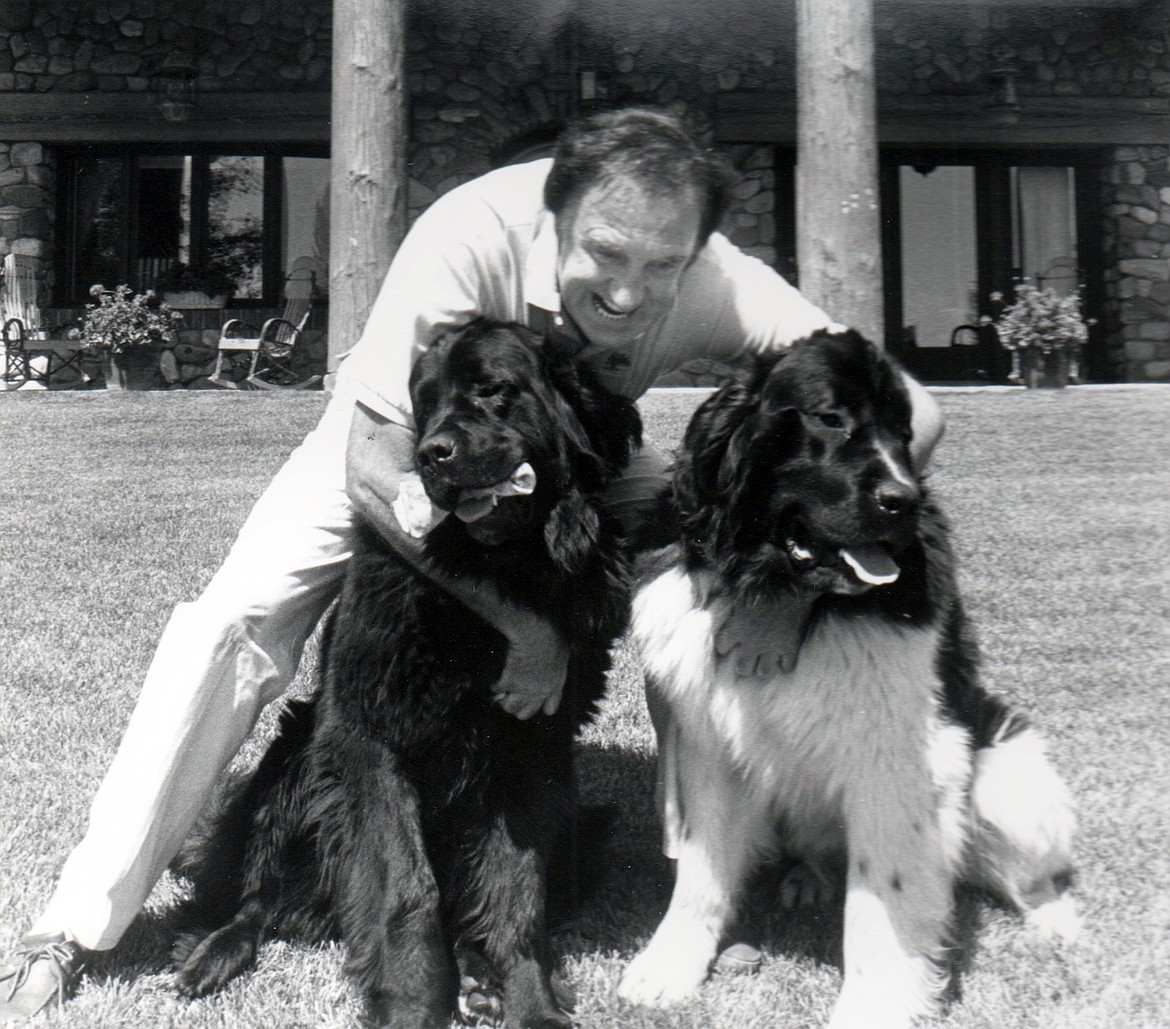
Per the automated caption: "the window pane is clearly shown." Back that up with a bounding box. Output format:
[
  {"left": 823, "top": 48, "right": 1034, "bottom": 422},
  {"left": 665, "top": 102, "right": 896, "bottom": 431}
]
[
  {"left": 1013, "top": 166, "right": 1078, "bottom": 293},
  {"left": 69, "top": 158, "right": 125, "bottom": 295},
  {"left": 137, "top": 155, "right": 191, "bottom": 290},
  {"left": 209, "top": 155, "right": 265, "bottom": 299},
  {"left": 282, "top": 156, "right": 330, "bottom": 296},
  {"left": 898, "top": 165, "right": 978, "bottom": 349}
]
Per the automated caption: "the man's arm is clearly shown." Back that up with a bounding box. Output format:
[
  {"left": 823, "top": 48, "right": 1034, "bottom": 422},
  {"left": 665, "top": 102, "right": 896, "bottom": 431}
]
[
  {"left": 345, "top": 401, "right": 568, "bottom": 719},
  {"left": 903, "top": 371, "right": 944, "bottom": 472}
]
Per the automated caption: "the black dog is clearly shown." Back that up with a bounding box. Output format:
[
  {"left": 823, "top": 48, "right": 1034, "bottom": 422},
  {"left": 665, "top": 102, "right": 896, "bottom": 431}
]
[
  {"left": 620, "top": 331, "right": 1078, "bottom": 1027},
  {"left": 173, "top": 319, "right": 640, "bottom": 1029}
]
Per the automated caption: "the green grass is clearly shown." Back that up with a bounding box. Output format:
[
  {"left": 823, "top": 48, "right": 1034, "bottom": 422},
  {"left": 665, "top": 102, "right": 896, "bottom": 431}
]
[{"left": 1, "top": 385, "right": 1168, "bottom": 1028}]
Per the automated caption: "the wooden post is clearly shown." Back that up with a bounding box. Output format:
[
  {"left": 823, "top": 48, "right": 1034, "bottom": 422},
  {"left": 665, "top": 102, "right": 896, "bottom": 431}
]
[
  {"left": 795, "top": 0, "right": 884, "bottom": 343},
  {"left": 328, "top": 0, "right": 408, "bottom": 378}
]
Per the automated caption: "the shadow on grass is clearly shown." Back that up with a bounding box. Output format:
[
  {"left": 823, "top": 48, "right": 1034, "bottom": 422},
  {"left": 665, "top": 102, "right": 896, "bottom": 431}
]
[{"left": 88, "top": 741, "right": 1011, "bottom": 1012}]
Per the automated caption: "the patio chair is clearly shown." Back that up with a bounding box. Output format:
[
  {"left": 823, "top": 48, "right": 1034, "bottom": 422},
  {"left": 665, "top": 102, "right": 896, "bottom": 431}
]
[
  {"left": 1, "top": 254, "right": 91, "bottom": 388},
  {"left": 209, "top": 262, "right": 322, "bottom": 391}
]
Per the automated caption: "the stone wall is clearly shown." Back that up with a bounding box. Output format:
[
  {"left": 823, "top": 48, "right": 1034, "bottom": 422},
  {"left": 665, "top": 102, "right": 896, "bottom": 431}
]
[
  {"left": 1101, "top": 145, "right": 1170, "bottom": 382},
  {"left": 5, "top": 2, "right": 1170, "bottom": 382}
]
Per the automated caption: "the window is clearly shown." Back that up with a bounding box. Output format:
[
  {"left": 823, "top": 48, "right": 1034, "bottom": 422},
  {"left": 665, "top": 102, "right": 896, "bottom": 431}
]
[
  {"left": 57, "top": 148, "right": 330, "bottom": 305},
  {"left": 880, "top": 149, "right": 1099, "bottom": 381}
]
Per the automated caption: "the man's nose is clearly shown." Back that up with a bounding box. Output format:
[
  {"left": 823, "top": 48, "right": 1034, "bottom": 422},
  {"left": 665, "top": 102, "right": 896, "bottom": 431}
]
[{"left": 605, "top": 277, "right": 644, "bottom": 312}]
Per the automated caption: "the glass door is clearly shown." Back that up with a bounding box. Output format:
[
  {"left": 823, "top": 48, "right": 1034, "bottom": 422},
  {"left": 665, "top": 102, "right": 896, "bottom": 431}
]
[{"left": 883, "top": 152, "right": 1091, "bottom": 383}]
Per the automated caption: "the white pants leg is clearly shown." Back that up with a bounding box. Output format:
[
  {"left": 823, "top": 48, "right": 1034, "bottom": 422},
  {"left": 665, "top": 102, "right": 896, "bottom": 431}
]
[{"left": 34, "top": 389, "right": 358, "bottom": 951}]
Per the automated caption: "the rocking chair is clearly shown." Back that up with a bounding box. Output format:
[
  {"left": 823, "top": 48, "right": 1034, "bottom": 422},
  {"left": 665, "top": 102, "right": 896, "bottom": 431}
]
[
  {"left": 2, "top": 254, "right": 92, "bottom": 388},
  {"left": 209, "top": 263, "right": 322, "bottom": 390}
]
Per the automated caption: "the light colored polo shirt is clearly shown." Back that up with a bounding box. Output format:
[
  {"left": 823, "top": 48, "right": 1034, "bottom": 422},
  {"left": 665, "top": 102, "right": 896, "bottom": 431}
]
[{"left": 341, "top": 158, "right": 834, "bottom": 429}]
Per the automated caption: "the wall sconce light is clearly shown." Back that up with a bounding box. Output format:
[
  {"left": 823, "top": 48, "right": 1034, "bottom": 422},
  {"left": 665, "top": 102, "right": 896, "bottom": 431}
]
[
  {"left": 986, "top": 65, "right": 1022, "bottom": 127},
  {"left": 579, "top": 69, "right": 608, "bottom": 103},
  {"left": 153, "top": 52, "right": 198, "bottom": 123}
]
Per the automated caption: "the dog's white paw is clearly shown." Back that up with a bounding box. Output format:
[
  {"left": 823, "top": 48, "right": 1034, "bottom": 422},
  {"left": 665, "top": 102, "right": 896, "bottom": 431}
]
[
  {"left": 618, "top": 937, "right": 712, "bottom": 1008},
  {"left": 1026, "top": 893, "right": 1082, "bottom": 944},
  {"left": 828, "top": 987, "right": 915, "bottom": 1029}
]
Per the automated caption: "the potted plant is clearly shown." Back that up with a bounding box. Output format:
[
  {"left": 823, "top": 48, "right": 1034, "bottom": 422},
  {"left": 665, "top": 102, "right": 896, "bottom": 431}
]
[
  {"left": 82, "top": 284, "right": 183, "bottom": 390},
  {"left": 156, "top": 261, "right": 237, "bottom": 308},
  {"left": 990, "top": 283, "right": 1092, "bottom": 389}
]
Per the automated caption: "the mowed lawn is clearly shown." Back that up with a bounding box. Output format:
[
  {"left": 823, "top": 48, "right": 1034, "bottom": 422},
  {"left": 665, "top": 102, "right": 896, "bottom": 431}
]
[{"left": 1, "top": 383, "right": 1167, "bottom": 1029}]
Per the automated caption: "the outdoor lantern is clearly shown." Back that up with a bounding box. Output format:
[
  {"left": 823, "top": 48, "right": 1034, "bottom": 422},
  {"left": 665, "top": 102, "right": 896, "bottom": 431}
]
[
  {"left": 153, "top": 52, "right": 198, "bottom": 123},
  {"left": 986, "top": 66, "right": 1022, "bottom": 127}
]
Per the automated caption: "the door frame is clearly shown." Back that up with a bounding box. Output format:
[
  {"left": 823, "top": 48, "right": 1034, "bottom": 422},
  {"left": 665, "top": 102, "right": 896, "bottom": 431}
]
[{"left": 879, "top": 147, "right": 1104, "bottom": 382}]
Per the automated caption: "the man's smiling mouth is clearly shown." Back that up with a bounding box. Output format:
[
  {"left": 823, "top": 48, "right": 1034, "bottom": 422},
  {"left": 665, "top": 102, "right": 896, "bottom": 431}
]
[{"left": 592, "top": 293, "right": 635, "bottom": 320}]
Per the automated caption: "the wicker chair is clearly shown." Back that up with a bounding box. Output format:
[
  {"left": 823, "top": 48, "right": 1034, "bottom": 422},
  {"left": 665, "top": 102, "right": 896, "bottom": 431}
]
[
  {"left": 2, "top": 254, "right": 91, "bottom": 388},
  {"left": 209, "top": 263, "right": 322, "bottom": 391}
]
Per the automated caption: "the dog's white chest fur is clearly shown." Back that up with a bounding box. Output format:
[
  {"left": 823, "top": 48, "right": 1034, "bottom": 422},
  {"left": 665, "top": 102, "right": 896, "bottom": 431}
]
[{"left": 634, "top": 566, "right": 957, "bottom": 854}]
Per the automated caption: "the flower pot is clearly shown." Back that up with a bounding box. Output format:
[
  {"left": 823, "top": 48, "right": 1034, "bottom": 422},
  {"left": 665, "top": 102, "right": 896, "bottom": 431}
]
[
  {"left": 1020, "top": 348, "right": 1070, "bottom": 390},
  {"left": 104, "top": 349, "right": 163, "bottom": 391},
  {"left": 162, "top": 291, "right": 229, "bottom": 309}
]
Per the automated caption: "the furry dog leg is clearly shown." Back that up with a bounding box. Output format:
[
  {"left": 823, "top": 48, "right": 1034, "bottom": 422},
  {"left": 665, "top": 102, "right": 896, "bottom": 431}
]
[
  {"left": 829, "top": 718, "right": 970, "bottom": 1029},
  {"left": 967, "top": 725, "right": 1080, "bottom": 942},
  {"left": 465, "top": 777, "right": 573, "bottom": 1029},
  {"left": 619, "top": 732, "right": 770, "bottom": 1007},
  {"left": 315, "top": 730, "right": 456, "bottom": 1029}
]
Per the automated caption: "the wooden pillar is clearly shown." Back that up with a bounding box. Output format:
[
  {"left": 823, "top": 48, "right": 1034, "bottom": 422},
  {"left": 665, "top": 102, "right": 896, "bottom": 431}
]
[
  {"left": 328, "top": 0, "right": 408, "bottom": 376},
  {"left": 795, "top": 0, "right": 884, "bottom": 343}
]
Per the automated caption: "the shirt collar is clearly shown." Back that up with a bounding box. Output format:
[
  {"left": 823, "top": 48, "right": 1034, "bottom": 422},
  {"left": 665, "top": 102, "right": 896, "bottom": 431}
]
[{"left": 525, "top": 208, "right": 561, "bottom": 315}]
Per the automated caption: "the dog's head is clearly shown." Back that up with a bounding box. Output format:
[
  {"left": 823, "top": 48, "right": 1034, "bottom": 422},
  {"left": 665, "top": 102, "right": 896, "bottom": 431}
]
[
  {"left": 409, "top": 318, "right": 642, "bottom": 564},
  {"left": 675, "top": 329, "right": 921, "bottom": 599}
]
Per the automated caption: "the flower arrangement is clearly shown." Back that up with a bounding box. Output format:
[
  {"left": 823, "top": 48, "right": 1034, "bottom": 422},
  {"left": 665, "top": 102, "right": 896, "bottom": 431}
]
[
  {"left": 82, "top": 284, "right": 183, "bottom": 355},
  {"left": 990, "top": 283, "right": 1091, "bottom": 354}
]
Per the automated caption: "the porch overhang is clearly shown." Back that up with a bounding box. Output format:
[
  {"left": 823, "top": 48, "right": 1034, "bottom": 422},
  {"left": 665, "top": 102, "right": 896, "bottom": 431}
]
[
  {"left": 717, "top": 92, "right": 1170, "bottom": 148},
  {"left": 0, "top": 92, "right": 331, "bottom": 144}
]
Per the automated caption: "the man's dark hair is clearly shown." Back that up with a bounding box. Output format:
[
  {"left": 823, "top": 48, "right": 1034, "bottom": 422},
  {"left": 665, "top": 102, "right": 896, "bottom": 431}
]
[{"left": 544, "top": 107, "right": 736, "bottom": 249}]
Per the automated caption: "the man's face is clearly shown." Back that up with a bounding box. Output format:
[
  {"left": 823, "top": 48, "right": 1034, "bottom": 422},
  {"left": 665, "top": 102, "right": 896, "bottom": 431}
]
[{"left": 556, "top": 177, "right": 703, "bottom": 350}]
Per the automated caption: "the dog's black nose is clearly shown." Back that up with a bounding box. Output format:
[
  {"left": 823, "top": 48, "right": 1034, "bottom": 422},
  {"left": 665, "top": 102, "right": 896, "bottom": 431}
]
[
  {"left": 417, "top": 432, "right": 457, "bottom": 467},
  {"left": 875, "top": 481, "right": 918, "bottom": 516}
]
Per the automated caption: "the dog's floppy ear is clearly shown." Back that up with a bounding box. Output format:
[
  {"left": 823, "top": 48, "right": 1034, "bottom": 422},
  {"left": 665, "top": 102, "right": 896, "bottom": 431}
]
[
  {"left": 544, "top": 490, "right": 601, "bottom": 576},
  {"left": 675, "top": 377, "right": 760, "bottom": 513},
  {"left": 543, "top": 355, "right": 643, "bottom": 481}
]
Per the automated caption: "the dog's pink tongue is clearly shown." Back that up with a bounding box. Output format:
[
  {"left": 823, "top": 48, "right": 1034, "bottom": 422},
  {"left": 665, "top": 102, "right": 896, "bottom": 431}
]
[
  {"left": 454, "top": 463, "right": 536, "bottom": 523},
  {"left": 840, "top": 545, "right": 900, "bottom": 586}
]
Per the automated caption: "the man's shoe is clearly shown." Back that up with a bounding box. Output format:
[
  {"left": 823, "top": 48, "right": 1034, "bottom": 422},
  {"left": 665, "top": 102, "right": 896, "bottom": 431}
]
[
  {"left": 714, "top": 941, "right": 763, "bottom": 976},
  {"left": 0, "top": 932, "right": 85, "bottom": 1020}
]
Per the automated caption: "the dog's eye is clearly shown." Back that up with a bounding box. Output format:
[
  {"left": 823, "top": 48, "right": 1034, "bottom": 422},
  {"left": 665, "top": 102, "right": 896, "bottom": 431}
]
[
  {"left": 476, "top": 382, "right": 514, "bottom": 404},
  {"left": 811, "top": 411, "right": 847, "bottom": 432}
]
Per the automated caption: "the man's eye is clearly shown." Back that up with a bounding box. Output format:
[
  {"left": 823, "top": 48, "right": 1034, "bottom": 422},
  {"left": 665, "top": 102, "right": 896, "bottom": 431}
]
[{"left": 814, "top": 411, "right": 845, "bottom": 430}]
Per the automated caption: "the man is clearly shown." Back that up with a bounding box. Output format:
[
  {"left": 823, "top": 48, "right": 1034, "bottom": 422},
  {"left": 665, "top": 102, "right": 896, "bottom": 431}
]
[{"left": 0, "top": 107, "right": 942, "bottom": 1019}]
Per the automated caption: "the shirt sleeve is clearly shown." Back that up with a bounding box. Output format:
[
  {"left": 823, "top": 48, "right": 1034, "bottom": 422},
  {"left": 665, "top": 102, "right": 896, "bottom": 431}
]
[
  {"left": 692, "top": 234, "right": 842, "bottom": 362},
  {"left": 336, "top": 187, "right": 519, "bottom": 428}
]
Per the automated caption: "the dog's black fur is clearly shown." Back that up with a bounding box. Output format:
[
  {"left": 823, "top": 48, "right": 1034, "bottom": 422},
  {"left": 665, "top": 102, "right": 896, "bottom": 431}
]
[{"left": 172, "top": 319, "right": 640, "bottom": 1029}]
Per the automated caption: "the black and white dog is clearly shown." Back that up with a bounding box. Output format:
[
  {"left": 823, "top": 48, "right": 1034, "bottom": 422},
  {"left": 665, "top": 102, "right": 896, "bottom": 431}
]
[
  {"left": 618, "top": 330, "right": 1078, "bottom": 1028},
  {"left": 172, "top": 320, "right": 641, "bottom": 1029}
]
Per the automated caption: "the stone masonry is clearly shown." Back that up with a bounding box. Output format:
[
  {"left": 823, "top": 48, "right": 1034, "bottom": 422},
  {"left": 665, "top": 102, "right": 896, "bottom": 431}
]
[{"left": 4, "top": 1, "right": 1170, "bottom": 382}]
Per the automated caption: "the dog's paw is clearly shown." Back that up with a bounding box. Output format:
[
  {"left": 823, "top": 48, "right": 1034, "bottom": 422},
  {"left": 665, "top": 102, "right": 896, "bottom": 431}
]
[
  {"left": 173, "top": 924, "right": 259, "bottom": 998},
  {"left": 1025, "top": 892, "right": 1082, "bottom": 944},
  {"left": 828, "top": 988, "right": 916, "bottom": 1029},
  {"left": 618, "top": 938, "right": 711, "bottom": 1008}
]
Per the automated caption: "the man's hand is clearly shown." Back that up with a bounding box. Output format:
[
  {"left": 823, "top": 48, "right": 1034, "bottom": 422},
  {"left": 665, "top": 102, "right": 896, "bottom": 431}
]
[
  {"left": 493, "top": 617, "right": 569, "bottom": 719},
  {"left": 714, "top": 594, "right": 814, "bottom": 679}
]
